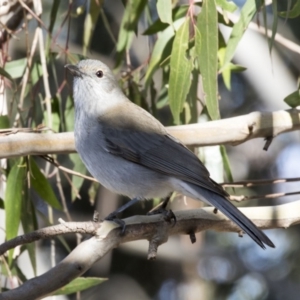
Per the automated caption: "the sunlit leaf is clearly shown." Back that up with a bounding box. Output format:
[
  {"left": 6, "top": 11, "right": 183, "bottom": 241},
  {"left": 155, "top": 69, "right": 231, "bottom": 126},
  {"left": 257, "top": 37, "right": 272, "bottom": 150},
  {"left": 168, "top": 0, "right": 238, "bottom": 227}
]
[
  {"left": 168, "top": 18, "right": 193, "bottom": 124},
  {"left": 0, "top": 67, "right": 13, "bottom": 81},
  {"left": 197, "top": 0, "right": 219, "bottom": 120},
  {"left": 221, "top": 0, "right": 256, "bottom": 70},
  {"left": 216, "top": 0, "right": 237, "bottom": 12},
  {"left": 4, "top": 58, "right": 27, "bottom": 79},
  {"left": 52, "top": 277, "right": 107, "bottom": 296},
  {"left": 145, "top": 18, "right": 185, "bottom": 87},
  {"left": 143, "top": 5, "right": 188, "bottom": 35},
  {"left": 157, "top": 0, "right": 173, "bottom": 25}
]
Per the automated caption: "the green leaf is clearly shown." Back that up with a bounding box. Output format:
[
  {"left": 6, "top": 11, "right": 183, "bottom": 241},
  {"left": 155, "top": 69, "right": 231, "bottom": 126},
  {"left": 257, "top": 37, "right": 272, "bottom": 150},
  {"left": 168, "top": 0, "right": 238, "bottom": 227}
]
[
  {"left": 220, "top": 145, "right": 234, "bottom": 183},
  {"left": 143, "top": 5, "right": 188, "bottom": 35},
  {"left": 221, "top": 0, "right": 256, "bottom": 70},
  {"left": 144, "top": 17, "right": 185, "bottom": 87},
  {"left": 5, "top": 159, "right": 26, "bottom": 263},
  {"left": 197, "top": 0, "right": 219, "bottom": 120},
  {"left": 168, "top": 18, "right": 193, "bottom": 124},
  {"left": 30, "top": 157, "right": 61, "bottom": 210},
  {"left": 279, "top": 0, "right": 300, "bottom": 18},
  {"left": 116, "top": 0, "right": 148, "bottom": 63},
  {"left": 21, "top": 185, "right": 37, "bottom": 275},
  {"left": 83, "top": 1, "right": 101, "bottom": 56},
  {"left": 69, "top": 153, "right": 86, "bottom": 200},
  {"left": 52, "top": 277, "right": 107, "bottom": 296},
  {"left": 4, "top": 58, "right": 27, "bottom": 79},
  {"left": 157, "top": 0, "right": 173, "bottom": 25},
  {"left": 284, "top": 90, "right": 300, "bottom": 108},
  {"left": 269, "top": 0, "right": 278, "bottom": 53},
  {"left": 216, "top": 0, "right": 237, "bottom": 12},
  {"left": 0, "top": 67, "right": 13, "bottom": 81},
  {"left": 0, "top": 115, "right": 10, "bottom": 129}
]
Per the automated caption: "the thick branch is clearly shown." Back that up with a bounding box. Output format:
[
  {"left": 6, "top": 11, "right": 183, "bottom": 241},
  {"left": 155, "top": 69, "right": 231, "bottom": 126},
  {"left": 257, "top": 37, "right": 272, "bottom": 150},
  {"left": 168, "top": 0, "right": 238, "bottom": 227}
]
[
  {"left": 1, "top": 200, "right": 300, "bottom": 300},
  {"left": 0, "top": 109, "right": 299, "bottom": 158}
]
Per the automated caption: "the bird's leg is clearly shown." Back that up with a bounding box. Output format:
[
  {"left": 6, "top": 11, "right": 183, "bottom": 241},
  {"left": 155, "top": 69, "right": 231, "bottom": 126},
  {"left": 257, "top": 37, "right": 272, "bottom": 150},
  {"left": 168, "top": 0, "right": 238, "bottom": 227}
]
[
  {"left": 147, "top": 195, "right": 176, "bottom": 225},
  {"left": 105, "top": 197, "right": 140, "bottom": 235}
]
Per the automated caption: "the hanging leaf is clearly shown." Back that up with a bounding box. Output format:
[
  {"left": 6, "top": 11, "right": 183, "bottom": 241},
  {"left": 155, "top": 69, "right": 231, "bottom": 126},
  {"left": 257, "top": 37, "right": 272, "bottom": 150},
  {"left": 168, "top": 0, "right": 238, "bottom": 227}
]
[
  {"left": 221, "top": 0, "right": 256, "bottom": 70},
  {"left": 284, "top": 90, "right": 300, "bottom": 108},
  {"left": 144, "top": 18, "right": 185, "bottom": 87},
  {"left": 5, "top": 159, "right": 26, "bottom": 263},
  {"left": 83, "top": 1, "right": 102, "bottom": 56},
  {"left": 197, "top": 0, "right": 219, "bottom": 120},
  {"left": 157, "top": 0, "right": 173, "bottom": 25},
  {"left": 168, "top": 18, "right": 193, "bottom": 124},
  {"left": 30, "top": 158, "right": 61, "bottom": 210}
]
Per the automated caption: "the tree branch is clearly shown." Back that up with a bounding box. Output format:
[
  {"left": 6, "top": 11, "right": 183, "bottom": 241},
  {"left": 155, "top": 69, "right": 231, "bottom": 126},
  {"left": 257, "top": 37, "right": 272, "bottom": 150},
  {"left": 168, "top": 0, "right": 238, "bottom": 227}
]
[
  {"left": 0, "top": 109, "right": 299, "bottom": 158},
  {"left": 1, "top": 200, "right": 300, "bottom": 300}
]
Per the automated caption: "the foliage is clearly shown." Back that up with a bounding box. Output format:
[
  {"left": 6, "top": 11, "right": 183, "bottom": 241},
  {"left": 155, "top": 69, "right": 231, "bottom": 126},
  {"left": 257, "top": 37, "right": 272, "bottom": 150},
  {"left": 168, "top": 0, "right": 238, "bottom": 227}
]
[{"left": 0, "top": 0, "right": 299, "bottom": 298}]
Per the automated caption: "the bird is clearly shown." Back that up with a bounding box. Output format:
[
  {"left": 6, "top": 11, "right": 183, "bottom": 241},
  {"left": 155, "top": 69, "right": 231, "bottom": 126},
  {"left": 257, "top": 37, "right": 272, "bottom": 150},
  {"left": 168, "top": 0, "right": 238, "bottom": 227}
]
[{"left": 65, "top": 59, "right": 275, "bottom": 249}]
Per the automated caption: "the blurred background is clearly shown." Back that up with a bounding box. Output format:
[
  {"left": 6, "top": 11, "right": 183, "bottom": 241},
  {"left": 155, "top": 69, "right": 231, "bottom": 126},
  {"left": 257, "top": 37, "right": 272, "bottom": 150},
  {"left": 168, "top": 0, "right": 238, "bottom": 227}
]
[{"left": 1, "top": 0, "right": 300, "bottom": 299}]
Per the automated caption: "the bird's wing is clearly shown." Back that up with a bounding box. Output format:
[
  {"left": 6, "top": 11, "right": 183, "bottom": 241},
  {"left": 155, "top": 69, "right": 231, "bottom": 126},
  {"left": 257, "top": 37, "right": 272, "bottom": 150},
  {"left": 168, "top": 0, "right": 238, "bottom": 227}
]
[{"left": 100, "top": 116, "right": 228, "bottom": 198}]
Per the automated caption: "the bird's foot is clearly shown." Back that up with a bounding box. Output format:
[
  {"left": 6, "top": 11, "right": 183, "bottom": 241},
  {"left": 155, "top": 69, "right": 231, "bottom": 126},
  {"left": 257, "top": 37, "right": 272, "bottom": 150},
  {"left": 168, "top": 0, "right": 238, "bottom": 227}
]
[
  {"left": 105, "top": 212, "right": 126, "bottom": 235},
  {"left": 147, "top": 196, "right": 176, "bottom": 225}
]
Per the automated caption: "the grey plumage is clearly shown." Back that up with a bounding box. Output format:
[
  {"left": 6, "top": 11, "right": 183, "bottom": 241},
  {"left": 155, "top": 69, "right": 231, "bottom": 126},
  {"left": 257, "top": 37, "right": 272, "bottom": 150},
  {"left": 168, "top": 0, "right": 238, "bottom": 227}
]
[{"left": 65, "top": 59, "right": 275, "bottom": 249}]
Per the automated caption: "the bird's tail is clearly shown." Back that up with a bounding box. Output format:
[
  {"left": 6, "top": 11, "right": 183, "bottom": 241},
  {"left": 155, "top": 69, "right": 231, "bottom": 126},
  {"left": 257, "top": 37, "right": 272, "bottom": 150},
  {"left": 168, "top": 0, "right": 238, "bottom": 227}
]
[{"left": 179, "top": 182, "right": 275, "bottom": 249}]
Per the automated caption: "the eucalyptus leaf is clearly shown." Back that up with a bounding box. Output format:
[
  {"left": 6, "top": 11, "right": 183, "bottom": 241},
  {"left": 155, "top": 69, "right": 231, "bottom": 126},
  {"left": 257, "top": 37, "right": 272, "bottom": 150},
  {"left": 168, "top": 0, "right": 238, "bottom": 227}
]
[
  {"left": 197, "top": 0, "right": 220, "bottom": 120},
  {"left": 5, "top": 159, "right": 26, "bottom": 263},
  {"left": 169, "top": 18, "right": 193, "bottom": 124},
  {"left": 52, "top": 277, "right": 107, "bottom": 296},
  {"left": 30, "top": 157, "right": 61, "bottom": 210}
]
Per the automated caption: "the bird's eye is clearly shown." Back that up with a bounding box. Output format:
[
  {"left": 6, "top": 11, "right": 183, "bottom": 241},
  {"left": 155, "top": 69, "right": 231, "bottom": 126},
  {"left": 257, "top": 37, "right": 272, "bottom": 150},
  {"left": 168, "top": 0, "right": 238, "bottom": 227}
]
[{"left": 96, "top": 70, "right": 103, "bottom": 78}]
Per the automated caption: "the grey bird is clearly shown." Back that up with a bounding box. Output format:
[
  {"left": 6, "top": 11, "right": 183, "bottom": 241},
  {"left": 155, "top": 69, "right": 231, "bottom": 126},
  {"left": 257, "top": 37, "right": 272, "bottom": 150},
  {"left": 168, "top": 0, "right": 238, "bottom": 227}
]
[{"left": 65, "top": 59, "right": 275, "bottom": 249}]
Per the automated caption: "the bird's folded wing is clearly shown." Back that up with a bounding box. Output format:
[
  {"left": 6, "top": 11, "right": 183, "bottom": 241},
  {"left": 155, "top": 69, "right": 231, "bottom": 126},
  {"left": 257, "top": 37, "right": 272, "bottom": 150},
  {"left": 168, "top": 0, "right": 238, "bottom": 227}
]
[{"left": 102, "top": 126, "right": 228, "bottom": 197}]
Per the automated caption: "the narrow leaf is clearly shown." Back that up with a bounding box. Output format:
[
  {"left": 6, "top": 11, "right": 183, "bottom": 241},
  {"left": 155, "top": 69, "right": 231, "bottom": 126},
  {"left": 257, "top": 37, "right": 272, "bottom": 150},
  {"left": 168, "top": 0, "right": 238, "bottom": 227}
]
[
  {"left": 143, "top": 5, "right": 188, "bottom": 35},
  {"left": 116, "top": 0, "right": 148, "bottom": 63},
  {"left": 220, "top": 145, "right": 234, "bottom": 183},
  {"left": 69, "top": 153, "right": 86, "bottom": 200},
  {"left": 5, "top": 159, "right": 26, "bottom": 263},
  {"left": 30, "top": 158, "right": 61, "bottom": 210},
  {"left": 284, "top": 90, "right": 300, "bottom": 108},
  {"left": 197, "top": 0, "right": 219, "bottom": 120},
  {"left": 0, "top": 67, "right": 13, "bottom": 81},
  {"left": 52, "top": 277, "right": 107, "bottom": 296},
  {"left": 4, "top": 58, "right": 27, "bottom": 79},
  {"left": 157, "top": 0, "right": 173, "bottom": 25},
  {"left": 168, "top": 18, "right": 192, "bottom": 124},
  {"left": 269, "top": 0, "right": 278, "bottom": 53},
  {"left": 83, "top": 1, "right": 101, "bottom": 56},
  {"left": 279, "top": 0, "right": 300, "bottom": 18},
  {"left": 221, "top": 0, "right": 256, "bottom": 70},
  {"left": 0, "top": 115, "right": 9, "bottom": 129},
  {"left": 144, "top": 18, "right": 185, "bottom": 87}
]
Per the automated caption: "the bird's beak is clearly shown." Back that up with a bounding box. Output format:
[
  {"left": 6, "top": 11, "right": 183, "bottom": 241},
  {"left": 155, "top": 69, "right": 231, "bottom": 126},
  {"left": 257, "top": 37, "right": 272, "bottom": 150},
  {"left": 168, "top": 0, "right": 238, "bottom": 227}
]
[{"left": 65, "top": 64, "right": 83, "bottom": 78}]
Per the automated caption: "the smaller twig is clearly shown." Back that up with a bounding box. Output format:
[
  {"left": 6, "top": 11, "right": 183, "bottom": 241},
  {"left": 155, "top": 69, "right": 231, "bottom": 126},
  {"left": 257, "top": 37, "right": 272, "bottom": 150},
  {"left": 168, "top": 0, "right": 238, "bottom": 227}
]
[
  {"left": 222, "top": 177, "right": 300, "bottom": 188},
  {"left": 230, "top": 191, "right": 300, "bottom": 202},
  {"left": 41, "top": 155, "right": 97, "bottom": 183}
]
